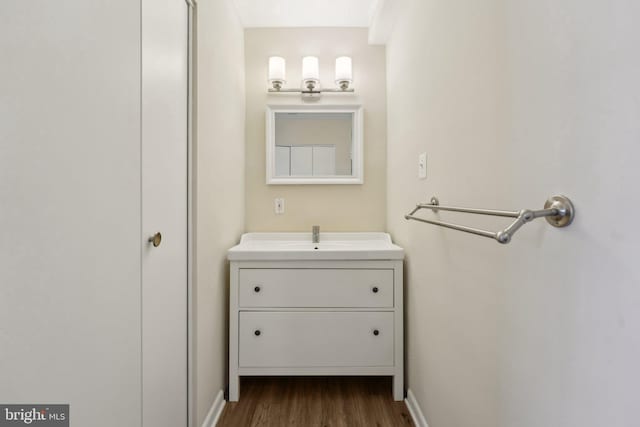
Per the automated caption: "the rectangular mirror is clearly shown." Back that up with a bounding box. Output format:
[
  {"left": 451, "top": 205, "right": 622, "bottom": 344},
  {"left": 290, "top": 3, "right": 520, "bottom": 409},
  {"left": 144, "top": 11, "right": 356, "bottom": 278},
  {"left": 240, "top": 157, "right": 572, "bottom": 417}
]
[{"left": 266, "top": 105, "right": 363, "bottom": 184}]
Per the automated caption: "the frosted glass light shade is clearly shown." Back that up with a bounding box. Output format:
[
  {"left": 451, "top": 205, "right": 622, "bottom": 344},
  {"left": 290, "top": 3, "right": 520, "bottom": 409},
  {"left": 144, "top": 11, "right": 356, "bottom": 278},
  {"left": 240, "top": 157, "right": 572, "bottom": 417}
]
[
  {"left": 268, "top": 56, "right": 286, "bottom": 82},
  {"left": 302, "top": 56, "right": 320, "bottom": 81},
  {"left": 335, "top": 56, "right": 353, "bottom": 83}
]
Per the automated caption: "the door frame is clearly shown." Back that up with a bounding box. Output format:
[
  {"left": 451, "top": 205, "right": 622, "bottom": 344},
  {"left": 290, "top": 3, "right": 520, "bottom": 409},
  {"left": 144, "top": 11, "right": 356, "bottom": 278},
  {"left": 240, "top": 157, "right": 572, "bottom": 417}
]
[{"left": 186, "top": 1, "right": 195, "bottom": 426}]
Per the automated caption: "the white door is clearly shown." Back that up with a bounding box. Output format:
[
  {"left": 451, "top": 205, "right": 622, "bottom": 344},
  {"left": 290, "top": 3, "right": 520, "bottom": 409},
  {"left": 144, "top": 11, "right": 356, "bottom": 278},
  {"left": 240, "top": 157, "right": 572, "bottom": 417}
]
[
  {"left": 0, "top": 1, "right": 189, "bottom": 426},
  {"left": 0, "top": 1, "right": 143, "bottom": 426},
  {"left": 141, "top": 0, "right": 189, "bottom": 426},
  {"left": 291, "top": 146, "right": 313, "bottom": 176},
  {"left": 312, "top": 145, "right": 336, "bottom": 176},
  {"left": 275, "top": 146, "right": 291, "bottom": 176}
]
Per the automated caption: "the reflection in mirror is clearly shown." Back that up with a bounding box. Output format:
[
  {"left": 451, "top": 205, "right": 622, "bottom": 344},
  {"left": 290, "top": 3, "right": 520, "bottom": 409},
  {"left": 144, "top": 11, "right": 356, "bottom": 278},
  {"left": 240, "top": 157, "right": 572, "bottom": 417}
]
[
  {"left": 266, "top": 106, "right": 363, "bottom": 185},
  {"left": 275, "top": 112, "right": 352, "bottom": 177}
]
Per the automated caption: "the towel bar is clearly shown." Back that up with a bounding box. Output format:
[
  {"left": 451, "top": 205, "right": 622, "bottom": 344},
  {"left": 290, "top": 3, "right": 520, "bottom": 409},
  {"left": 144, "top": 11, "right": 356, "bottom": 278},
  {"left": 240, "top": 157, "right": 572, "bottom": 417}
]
[{"left": 404, "top": 195, "right": 575, "bottom": 244}]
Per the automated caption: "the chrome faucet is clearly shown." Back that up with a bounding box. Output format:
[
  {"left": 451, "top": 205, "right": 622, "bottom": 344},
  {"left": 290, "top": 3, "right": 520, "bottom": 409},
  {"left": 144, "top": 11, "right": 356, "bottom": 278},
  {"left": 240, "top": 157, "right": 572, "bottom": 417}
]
[{"left": 312, "top": 225, "right": 320, "bottom": 244}]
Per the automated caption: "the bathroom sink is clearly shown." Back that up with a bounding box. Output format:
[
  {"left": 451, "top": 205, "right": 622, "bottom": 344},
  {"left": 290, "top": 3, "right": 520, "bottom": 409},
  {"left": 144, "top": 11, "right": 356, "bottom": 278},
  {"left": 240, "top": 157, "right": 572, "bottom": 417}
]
[{"left": 227, "top": 232, "right": 404, "bottom": 261}]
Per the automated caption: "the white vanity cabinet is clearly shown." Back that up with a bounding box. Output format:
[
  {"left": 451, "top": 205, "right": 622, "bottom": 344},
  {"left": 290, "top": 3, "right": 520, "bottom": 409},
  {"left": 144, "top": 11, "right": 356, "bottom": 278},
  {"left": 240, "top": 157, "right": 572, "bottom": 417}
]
[{"left": 228, "top": 233, "right": 404, "bottom": 402}]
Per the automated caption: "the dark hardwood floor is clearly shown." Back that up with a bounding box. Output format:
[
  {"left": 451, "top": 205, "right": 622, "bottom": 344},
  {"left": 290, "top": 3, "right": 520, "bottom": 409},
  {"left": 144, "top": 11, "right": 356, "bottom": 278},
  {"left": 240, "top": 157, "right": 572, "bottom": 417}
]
[{"left": 217, "top": 376, "right": 414, "bottom": 427}]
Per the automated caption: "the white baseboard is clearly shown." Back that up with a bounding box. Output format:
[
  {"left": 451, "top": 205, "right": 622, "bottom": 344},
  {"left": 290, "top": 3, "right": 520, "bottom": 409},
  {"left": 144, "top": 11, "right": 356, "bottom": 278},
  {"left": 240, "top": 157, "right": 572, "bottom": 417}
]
[
  {"left": 201, "top": 389, "right": 226, "bottom": 427},
  {"left": 405, "top": 389, "right": 429, "bottom": 427}
]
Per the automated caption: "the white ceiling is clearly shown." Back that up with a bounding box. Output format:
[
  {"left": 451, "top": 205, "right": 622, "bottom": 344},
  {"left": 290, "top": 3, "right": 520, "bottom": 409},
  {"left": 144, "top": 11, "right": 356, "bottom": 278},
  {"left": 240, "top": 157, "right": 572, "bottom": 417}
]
[{"left": 231, "top": 0, "right": 380, "bottom": 28}]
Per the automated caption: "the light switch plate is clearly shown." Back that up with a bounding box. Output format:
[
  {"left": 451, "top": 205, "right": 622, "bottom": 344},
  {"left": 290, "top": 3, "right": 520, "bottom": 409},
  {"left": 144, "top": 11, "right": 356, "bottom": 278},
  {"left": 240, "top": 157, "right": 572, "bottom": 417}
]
[
  {"left": 274, "top": 198, "right": 285, "bottom": 214},
  {"left": 418, "top": 153, "right": 427, "bottom": 179}
]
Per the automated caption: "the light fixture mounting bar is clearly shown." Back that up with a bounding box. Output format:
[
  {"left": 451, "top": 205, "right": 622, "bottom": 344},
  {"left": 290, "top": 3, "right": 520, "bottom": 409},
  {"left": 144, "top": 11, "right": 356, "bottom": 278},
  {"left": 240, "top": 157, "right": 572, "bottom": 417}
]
[{"left": 268, "top": 88, "right": 354, "bottom": 93}]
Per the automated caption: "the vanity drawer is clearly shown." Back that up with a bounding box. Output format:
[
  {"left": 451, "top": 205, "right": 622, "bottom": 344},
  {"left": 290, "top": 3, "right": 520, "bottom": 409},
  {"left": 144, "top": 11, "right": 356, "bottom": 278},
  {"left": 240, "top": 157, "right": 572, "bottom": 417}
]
[
  {"left": 239, "top": 311, "right": 394, "bottom": 368},
  {"left": 238, "top": 269, "right": 393, "bottom": 308}
]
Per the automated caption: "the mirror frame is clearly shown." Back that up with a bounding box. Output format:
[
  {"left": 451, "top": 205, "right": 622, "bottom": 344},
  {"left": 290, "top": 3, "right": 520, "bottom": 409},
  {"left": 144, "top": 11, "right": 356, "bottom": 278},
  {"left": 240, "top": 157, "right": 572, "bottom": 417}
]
[{"left": 266, "top": 104, "right": 363, "bottom": 185}]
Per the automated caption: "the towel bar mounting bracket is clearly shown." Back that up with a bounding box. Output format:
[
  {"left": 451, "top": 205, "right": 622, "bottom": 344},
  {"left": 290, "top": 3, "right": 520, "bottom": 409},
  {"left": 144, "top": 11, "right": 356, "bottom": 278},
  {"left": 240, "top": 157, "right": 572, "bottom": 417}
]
[{"left": 543, "top": 195, "right": 575, "bottom": 227}]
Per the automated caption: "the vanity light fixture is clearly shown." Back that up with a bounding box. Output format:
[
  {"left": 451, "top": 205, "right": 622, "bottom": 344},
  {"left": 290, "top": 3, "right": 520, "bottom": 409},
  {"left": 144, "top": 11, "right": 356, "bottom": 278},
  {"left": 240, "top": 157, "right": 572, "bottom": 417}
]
[
  {"left": 268, "top": 56, "right": 286, "bottom": 90},
  {"left": 268, "top": 56, "right": 355, "bottom": 97},
  {"left": 301, "top": 56, "right": 320, "bottom": 91},
  {"left": 335, "top": 56, "right": 353, "bottom": 90}
]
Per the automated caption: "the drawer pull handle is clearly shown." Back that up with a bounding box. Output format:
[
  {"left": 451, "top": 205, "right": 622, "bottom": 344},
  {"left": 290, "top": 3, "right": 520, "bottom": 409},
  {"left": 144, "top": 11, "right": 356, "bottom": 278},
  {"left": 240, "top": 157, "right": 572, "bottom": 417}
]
[
  {"left": 372, "top": 286, "right": 379, "bottom": 293},
  {"left": 254, "top": 286, "right": 261, "bottom": 293},
  {"left": 373, "top": 329, "right": 380, "bottom": 336},
  {"left": 254, "top": 330, "right": 261, "bottom": 336}
]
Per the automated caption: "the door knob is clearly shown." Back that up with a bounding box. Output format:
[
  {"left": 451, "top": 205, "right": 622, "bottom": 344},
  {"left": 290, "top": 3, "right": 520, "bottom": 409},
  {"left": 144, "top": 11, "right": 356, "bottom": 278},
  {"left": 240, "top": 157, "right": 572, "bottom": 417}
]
[{"left": 148, "top": 232, "right": 162, "bottom": 247}]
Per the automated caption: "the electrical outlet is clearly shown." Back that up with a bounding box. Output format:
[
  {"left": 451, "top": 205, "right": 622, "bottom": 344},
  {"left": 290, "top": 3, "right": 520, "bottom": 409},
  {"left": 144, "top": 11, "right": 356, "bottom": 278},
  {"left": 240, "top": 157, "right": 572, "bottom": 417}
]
[
  {"left": 274, "top": 198, "right": 285, "bottom": 214},
  {"left": 418, "top": 152, "right": 427, "bottom": 179}
]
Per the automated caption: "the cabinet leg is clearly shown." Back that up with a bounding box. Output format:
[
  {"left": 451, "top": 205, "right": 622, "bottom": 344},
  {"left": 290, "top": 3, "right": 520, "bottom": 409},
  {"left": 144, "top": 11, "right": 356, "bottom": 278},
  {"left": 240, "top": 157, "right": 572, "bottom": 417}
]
[
  {"left": 229, "top": 375, "right": 239, "bottom": 402},
  {"left": 393, "top": 374, "right": 404, "bottom": 401}
]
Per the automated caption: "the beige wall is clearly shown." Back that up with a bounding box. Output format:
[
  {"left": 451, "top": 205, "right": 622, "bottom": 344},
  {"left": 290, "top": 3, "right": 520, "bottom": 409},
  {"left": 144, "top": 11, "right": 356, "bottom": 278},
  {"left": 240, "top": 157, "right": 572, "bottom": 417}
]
[
  {"left": 245, "top": 28, "right": 386, "bottom": 231},
  {"left": 194, "top": 0, "right": 245, "bottom": 424},
  {"left": 386, "top": 1, "right": 640, "bottom": 426}
]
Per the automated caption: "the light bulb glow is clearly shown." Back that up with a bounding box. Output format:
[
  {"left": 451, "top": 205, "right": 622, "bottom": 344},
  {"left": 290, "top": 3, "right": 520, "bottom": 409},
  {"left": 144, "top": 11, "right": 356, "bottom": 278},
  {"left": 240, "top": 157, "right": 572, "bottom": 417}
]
[
  {"left": 302, "top": 56, "right": 320, "bottom": 81},
  {"left": 335, "top": 56, "right": 352, "bottom": 83},
  {"left": 268, "top": 56, "right": 286, "bottom": 82}
]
